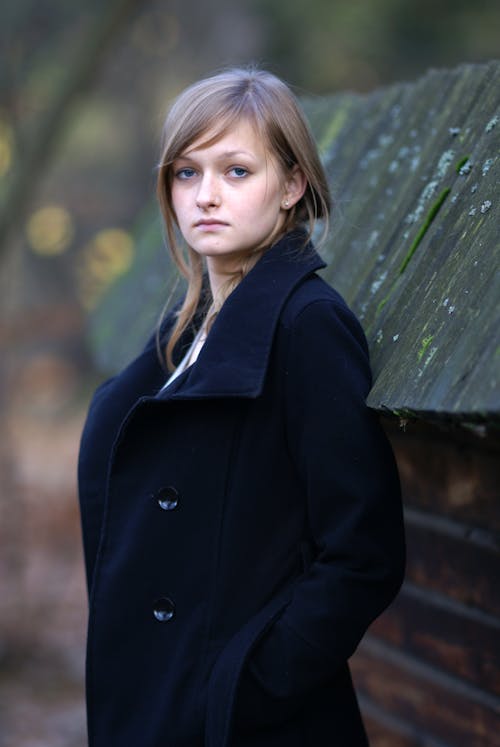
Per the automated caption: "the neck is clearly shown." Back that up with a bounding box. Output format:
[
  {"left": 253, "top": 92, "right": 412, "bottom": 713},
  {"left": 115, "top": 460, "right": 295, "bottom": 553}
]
[{"left": 206, "top": 251, "right": 263, "bottom": 308}]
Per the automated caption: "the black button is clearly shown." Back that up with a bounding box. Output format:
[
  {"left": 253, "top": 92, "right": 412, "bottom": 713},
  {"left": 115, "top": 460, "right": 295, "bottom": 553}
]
[
  {"left": 153, "top": 597, "right": 175, "bottom": 622},
  {"left": 155, "top": 486, "right": 179, "bottom": 511}
]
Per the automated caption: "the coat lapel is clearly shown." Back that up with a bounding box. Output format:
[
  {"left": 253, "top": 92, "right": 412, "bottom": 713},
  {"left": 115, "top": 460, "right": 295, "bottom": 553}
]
[{"left": 156, "top": 231, "right": 325, "bottom": 401}]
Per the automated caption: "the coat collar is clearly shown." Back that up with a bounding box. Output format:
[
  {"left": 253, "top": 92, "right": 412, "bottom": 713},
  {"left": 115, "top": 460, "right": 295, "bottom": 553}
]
[{"left": 156, "top": 230, "right": 325, "bottom": 400}]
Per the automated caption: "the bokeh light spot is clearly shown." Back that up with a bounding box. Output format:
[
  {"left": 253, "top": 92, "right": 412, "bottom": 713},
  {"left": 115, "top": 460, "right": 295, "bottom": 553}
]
[
  {"left": 78, "top": 228, "right": 134, "bottom": 309},
  {"left": 0, "top": 120, "right": 14, "bottom": 177},
  {"left": 26, "top": 205, "right": 74, "bottom": 256}
]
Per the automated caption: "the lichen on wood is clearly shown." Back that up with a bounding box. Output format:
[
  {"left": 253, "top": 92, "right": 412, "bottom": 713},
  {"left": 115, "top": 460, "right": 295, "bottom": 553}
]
[{"left": 304, "top": 60, "right": 500, "bottom": 425}]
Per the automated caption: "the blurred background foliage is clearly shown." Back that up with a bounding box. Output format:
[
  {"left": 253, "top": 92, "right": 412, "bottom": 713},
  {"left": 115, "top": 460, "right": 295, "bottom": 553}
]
[
  {"left": 2, "top": 0, "right": 499, "bottom": 371},
  {"left": 0, "top": 1, "right": 498, "bottom": 744}
]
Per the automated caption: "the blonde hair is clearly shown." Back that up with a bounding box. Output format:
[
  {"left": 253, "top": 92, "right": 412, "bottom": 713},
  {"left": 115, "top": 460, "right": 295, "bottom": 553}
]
[{"left": 157, "top": 66, "right": 331, "bottom": 370}]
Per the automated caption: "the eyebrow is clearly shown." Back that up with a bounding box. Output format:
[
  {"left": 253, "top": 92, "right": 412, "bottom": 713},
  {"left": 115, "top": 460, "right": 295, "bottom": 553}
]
[{"left": 177, "top": 149, "right": 257, "bottom": 161}]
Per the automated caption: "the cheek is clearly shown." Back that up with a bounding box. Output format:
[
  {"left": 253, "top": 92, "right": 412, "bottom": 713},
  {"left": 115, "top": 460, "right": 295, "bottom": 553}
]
[
  {"left": 264, "top": 181, "right": 285, "bottom": 213},
  {"left": 171, "top": 192, "right": 187, "bottom": 223},
  {"left": 247, "top": 184, "right": 282, "bottom": 217},
  {"left": 262, "top": 192, "right": 285, "bottom": 223}
]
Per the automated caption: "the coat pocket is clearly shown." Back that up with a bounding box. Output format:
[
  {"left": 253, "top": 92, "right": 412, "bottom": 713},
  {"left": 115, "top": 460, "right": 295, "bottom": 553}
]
[{"left": 205, "top": 588, "right": 294, "bottom": 747}]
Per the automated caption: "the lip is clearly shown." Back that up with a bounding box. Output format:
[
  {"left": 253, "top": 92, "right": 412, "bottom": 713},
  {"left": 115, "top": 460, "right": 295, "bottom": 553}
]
[{"left": 194, "top": 219, "right": 228, "bottom": 229}]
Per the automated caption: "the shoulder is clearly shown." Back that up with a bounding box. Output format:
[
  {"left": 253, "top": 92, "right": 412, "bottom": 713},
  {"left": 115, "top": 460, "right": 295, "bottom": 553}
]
[{"left": 280, "top": 273, "right": 368, "bottom": 354}]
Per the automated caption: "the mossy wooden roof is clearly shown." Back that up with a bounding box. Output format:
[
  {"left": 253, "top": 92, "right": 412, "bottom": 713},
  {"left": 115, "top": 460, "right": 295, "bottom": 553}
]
[
  {"left": 305, "top": 60, "right": 499, "bottom": 425},
  {"left": 88, "top": 61, "right": 499, "bottom": 426}
]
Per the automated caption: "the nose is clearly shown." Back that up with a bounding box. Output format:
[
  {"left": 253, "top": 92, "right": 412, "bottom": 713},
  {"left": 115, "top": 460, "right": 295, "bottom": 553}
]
[{"left": 196, "top": 172, "right": 221, "bottom": 209}]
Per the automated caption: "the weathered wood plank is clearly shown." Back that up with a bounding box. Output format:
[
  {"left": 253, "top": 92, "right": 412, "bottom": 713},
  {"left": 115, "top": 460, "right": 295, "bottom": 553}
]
[
  {"left": 351, "top": 638, "right": 500, "bottom": 747},
  {"left": 370, "top": 582, "right": 500, "bottom": 695},
  {"left": 361, "top": 716, "right": 423, "bottom": 747},
  {"left": 360, "top": 702, "right": 450, "bottom": 747},
  {"left": 405, "top": 509, "right": 500, "bottom": 618},
  {"left": 306, "top": 61, "right": 500, "bottom": 422},
  {"left": 382, "top": 419, "right": 500, "bottom": 532}
]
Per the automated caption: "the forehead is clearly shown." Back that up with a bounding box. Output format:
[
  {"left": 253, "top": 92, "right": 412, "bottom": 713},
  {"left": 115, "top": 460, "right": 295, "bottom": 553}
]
[{"left": 181, "top": 118, "right": 270, "bottom": 159}]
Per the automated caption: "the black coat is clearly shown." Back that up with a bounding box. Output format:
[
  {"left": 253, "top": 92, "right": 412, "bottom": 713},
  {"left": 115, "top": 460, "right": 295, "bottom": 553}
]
[{"left": 78, "top": 230, "right": 405, "bottom": 747}]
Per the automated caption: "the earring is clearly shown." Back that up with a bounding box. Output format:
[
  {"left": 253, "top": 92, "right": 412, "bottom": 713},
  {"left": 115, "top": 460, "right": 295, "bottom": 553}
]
[{"left": 283, "top": 199, "right": 289, "bottom": 208}]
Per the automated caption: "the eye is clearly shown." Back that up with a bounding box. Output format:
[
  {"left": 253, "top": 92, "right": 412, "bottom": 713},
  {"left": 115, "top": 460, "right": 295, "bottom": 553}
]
[
  {"left": 228, "top": 166, "right": 248, "bottom": 178},
  {"left": 175, "top": 167, "right": 197, "bottom": 180}
]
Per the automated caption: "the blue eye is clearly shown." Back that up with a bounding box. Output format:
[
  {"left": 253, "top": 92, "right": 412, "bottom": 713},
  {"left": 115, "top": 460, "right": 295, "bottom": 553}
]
[
  {"left": 176, "top": 167, "right": 196, "bottom": 179},
  {"left": 229, "top": 167, "right": 248, "bottom": 178}
]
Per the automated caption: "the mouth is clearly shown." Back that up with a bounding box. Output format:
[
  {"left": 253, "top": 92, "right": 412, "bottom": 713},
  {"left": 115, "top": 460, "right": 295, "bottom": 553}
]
[{"left": 194, "top": 219, "right": 228, "bottom": 228}]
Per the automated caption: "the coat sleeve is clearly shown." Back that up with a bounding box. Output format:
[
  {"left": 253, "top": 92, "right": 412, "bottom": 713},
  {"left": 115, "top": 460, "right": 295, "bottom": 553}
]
[{"left": 234, "top": 297, "right": 405, "bottom": 726}]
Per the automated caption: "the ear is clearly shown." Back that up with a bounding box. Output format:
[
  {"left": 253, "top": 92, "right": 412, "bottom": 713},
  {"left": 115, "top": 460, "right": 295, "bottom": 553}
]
[{"left": 281, "top": 166, "right": 307, "bottom": 210}]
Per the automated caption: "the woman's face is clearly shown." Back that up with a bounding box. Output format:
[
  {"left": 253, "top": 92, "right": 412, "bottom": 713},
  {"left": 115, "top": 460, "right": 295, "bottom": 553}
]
[{"left": 171, "top": 119, "right": 302, "bottom": 272}]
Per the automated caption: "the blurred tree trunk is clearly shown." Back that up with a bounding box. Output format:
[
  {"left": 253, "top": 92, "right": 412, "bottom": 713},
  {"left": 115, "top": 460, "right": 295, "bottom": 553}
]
[{"left": 0, "top": 0, "right": 147, "bottom": 257}]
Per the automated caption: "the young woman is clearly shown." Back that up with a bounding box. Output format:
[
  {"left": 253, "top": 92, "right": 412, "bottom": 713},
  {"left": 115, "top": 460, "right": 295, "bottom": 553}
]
[{"left": 78, "top": 67, "right": 405, "bottom": 747}]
